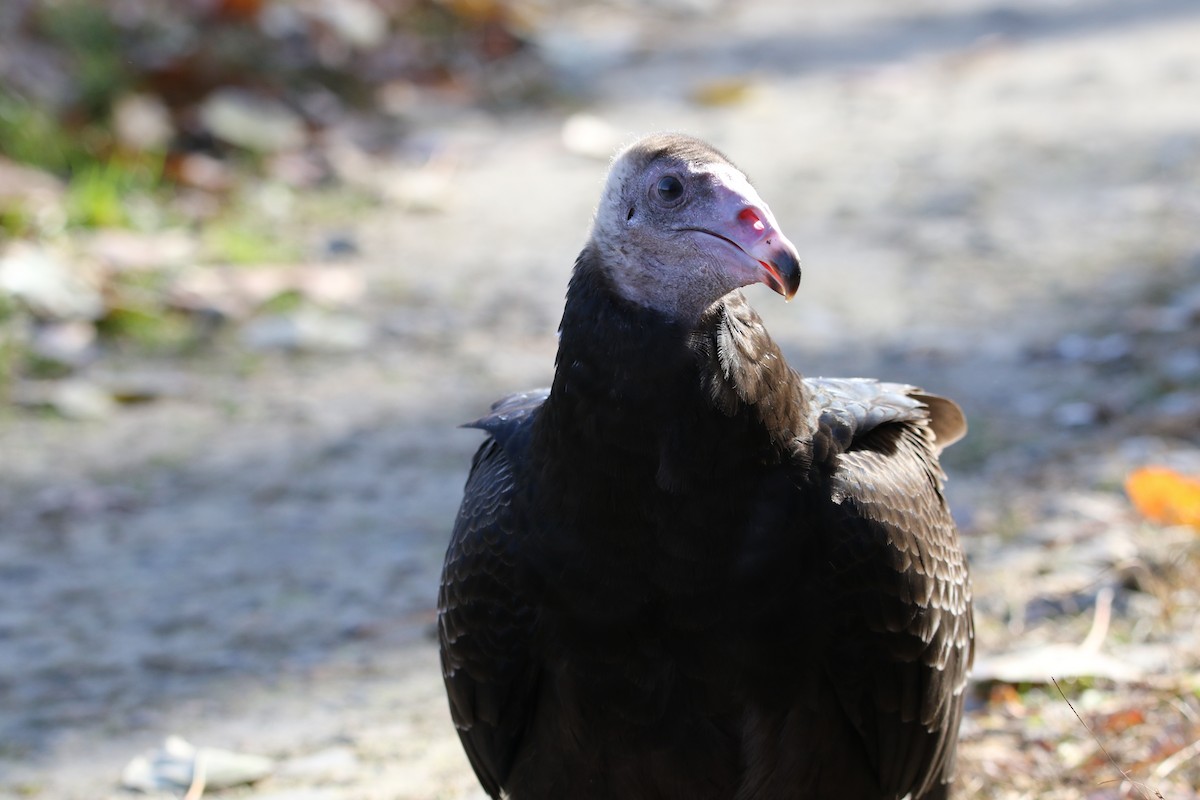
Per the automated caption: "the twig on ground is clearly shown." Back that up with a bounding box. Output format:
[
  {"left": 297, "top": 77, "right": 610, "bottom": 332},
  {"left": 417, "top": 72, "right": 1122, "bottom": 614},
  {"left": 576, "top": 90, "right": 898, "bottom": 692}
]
[
  {"left": 1080, "top": 586, "right": 1114, "bottom": 653},
  {"left": 184, "top": 748, "right": 208, "bottom": 800},
  {"left": 1151, "top": 736, "right": 1200, "bottom": 784},
  {"left": 1051, "top": 677, "right": 1157, "bottom": 800}
]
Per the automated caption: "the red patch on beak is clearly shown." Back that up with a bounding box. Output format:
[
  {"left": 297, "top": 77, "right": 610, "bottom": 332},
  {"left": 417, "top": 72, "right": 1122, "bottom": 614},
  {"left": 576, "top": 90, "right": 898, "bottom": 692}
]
[
  {"left": 738, "top": 209, "right": 779, "bottom": 285},
  {"left": 738, "top": 207, "right": 766, "bottom": 232}
]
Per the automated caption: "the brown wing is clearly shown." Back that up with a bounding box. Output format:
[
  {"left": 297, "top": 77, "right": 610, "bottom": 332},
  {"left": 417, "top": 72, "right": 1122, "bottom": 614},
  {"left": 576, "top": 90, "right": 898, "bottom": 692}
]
[{"left": 808, "top": 378, "right": 974, "bottom": 798}]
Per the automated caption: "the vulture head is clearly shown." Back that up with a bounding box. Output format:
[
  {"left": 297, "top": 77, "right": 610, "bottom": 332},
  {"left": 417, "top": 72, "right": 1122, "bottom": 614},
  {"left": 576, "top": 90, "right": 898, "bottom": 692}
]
[{"left": 589, "top": 133, "right": 802, "bottom": 323}]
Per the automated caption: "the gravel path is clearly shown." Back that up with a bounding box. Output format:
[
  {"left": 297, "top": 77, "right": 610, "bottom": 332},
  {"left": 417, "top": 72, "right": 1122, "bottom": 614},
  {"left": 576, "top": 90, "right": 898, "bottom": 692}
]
[{"left": 2, "top": 2, "right": 1199, "bottom": 797}]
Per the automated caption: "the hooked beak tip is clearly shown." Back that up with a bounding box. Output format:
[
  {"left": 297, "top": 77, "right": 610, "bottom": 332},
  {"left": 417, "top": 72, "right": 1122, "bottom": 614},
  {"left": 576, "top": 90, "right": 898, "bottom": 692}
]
[{"left": 759, "top": 247, "right": 801, "bottom": 301}]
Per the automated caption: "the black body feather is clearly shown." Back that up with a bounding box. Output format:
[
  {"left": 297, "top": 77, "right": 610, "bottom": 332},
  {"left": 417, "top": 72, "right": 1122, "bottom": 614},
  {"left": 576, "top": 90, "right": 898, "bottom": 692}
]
[{"left": 440, "top": 210, "right": 973, "bottom": 799}]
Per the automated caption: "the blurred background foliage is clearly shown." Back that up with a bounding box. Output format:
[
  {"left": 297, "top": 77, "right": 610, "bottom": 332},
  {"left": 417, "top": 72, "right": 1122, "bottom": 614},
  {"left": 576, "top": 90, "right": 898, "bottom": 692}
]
[
  {"left": 3, "top": 3, "right": 1200, "bottom": 796},
  {"left": 0, "top": 0, "right": 548, "bottom": 406}
]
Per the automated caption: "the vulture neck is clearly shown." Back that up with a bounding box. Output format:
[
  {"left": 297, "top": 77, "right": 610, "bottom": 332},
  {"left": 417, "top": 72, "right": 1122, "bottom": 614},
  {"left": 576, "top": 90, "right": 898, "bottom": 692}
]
[{"left": 539, "top": 247, "right": 809, "bottom": 492}]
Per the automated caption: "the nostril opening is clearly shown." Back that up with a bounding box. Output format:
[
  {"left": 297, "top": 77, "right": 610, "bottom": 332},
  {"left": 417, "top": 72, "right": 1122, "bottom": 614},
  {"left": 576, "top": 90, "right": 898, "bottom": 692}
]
[{"left": 738, "top": 207, "right": 766, "bottom": 232}]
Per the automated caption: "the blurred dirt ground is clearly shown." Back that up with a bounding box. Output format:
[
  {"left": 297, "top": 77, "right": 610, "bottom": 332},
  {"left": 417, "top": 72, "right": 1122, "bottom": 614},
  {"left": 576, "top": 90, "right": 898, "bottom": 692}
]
[{"left": 2, "top": 1, "right": 1200, "bottom": 798}]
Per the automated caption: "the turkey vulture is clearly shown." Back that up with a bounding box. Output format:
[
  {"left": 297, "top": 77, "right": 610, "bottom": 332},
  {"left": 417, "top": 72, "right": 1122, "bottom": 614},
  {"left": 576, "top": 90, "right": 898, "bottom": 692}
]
[{"left": 439, "top": 133, "right": 973, "bottom": 800}]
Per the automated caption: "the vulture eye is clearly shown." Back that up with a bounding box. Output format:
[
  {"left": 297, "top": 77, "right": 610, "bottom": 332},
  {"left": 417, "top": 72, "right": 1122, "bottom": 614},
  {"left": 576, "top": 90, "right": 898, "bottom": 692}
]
[{"left": 655, "top": 175, "right": 684, "bottom": 205}]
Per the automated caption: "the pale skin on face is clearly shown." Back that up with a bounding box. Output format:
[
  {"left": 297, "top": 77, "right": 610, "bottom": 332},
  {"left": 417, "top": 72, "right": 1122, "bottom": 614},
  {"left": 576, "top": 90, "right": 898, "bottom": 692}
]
[{"left": 587, "top": 138, "right": 797, "bottom": 324}]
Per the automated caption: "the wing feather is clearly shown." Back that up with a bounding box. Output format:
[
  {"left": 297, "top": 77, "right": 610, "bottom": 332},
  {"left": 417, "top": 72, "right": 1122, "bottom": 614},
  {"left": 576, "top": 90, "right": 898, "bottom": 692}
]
[
  {"left": 438, "top": 431, "right": 539, "bottom": 798},
  {"left": 807, "top": 379, "right": 974, "bottom": 799}
]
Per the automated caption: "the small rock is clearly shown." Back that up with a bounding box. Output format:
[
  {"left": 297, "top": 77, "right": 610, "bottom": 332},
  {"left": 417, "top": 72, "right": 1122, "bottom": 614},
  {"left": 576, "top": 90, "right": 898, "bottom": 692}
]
[
  {"left": 1154, "top": 390, "right": 1200, "bottom": 423},
  {"left": 112, "top": 93, "right": 174, "bottom": 152},
  {"left": 50, "top": 380, "right": 116, "bottom": 420},
  {"left": 387, "top": 168, "right": 453, "bottom": 213},
  {"left": 308, "top": 0, "right": 388, "bottom": 48},
  {"left": 1168, "top": 282, "right": 1200, "bottom": 323},
  {"left": 1054, "top": 333, "right": 1091, "bottom": 362},
  {"left": 175, "top": 153, "right": 236, "bottom": 192},
  {"left": 1089, "top": 332, "right": 1133, "bottom": 364},
  {"left": 121, "top": 735, "right": 274, "bottom": 793},
  {"left": 295, "top": 266, "right": 366, "bottom": 306},
  {"left": 13, "top": 379, "right": 116, "bottom": 419},
  {"left": 245, "top": 791, "right": 343, "bottom": 800},
  {"left": 259, "top": 1, "right": 306, "bottom": 39},
  {"left": 1142, "top": 282, "right": 1200, "bottom": 333},
  {"left": 0, "top": 157, "right": 64, "bottom": 209},
  {"left": 86, "top": 229, "right": 197, "bottom": 272},
  {"left": 376, "top": 79, "right": 420, "bottom": 116},
  {"left": 171, "top": 265, "right": 365, "bottom": 318},
  {"left": 29, "top": 321, "right": 97, "bottom": 369},
  {"left": 1053, "top": 332, "right": 1132, "bottom": 365},
  {"left": 32, "top": 482, "right": 138, "bottom": 519},
  {"left": 267, "top": 150, "right": 328, "bottom": 187},
  {"left": 1162, "top": 349, "right": 1200, "bottom": 381},
  {"left": 1053, "top": 401, "right": 1101, "bottom": 428},
  {"left": 323, "top": 233, "right": 359, "bottom": 259},
  {"left": 535, "top": 13, "right": 640, "bottom": 87},
  {"left": 0, "top": 243, "right": 104, "bottom": 321},
  {"left": 561, "top": 113, "right": 622, "bottom": 160},
  {"left": 242, "top": 311, "right": 371, "bottom": 352},
  {"left": 199, "top": 89, "right": 307, "bottom": 153},
  {"left": 278, "top": 745, "right": 360, "bottom": 781},
  {"left": 646, "top": 0, "right": 722, "bottom": 13},
  {"left": 1154, "top": 131, "right": 1200, "bottom": 172},
  {"left": 916, "top": 187, "right": 977, "bottom": 217},
  {"left": 1116, "top": 437, "right": 1200, "bottom": 476},
  {"left": 1013, "top": 391, "right": 1052, "bottom": 419}
]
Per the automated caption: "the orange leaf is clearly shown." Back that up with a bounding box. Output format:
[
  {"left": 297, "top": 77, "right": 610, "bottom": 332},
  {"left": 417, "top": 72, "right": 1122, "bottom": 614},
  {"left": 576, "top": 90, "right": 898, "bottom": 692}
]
[
  {"left": 1125, "top": 466, "right": 1200, "bottom": 530},
  {"left": 1096, "top": 707, "right": 1145, "bottom": 734},
  {"left": 987, "top": 683, "right": 1026, "bottom": 716}
]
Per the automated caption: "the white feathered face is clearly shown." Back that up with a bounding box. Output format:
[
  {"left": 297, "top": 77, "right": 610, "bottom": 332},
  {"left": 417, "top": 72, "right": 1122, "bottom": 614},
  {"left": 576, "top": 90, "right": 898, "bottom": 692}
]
[{"left": 589, "top": 134, "right": 801, "bottom": 322}]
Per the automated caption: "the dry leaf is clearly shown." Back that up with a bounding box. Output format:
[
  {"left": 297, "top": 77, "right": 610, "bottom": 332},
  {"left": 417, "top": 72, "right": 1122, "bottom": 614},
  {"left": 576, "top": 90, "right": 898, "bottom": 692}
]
[
  {"left": 987, "top": 683, "right": 1026, "bottom": 717},
  {"left": 1125, "top": 466, "right": 1200, "bottom": 530},
  {"left": 1096, "top": 707, "right": 1145, "bottom": 734},
  {"left": 690, "top": 78, "right": 755, "bottom": 107}
]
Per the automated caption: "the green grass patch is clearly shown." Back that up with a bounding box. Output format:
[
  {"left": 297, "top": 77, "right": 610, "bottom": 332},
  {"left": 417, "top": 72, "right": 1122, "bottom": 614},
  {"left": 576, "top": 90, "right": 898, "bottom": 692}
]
[
  {"left": 95, "top": 271, "right": 198, "bottom": 353},
  {"left": 0, "top": 93, "right": 90, "bottom": 174},
  {"left": 0, "top": 91, "right": 166, "bottom": 231},
  {"left": 0, "top": 203, "right": 35, "bottom": 239},
  {"left": 0, "top": 297, "right": 23, "bottom": 397},
  {"left": 97, "top": 306, "right": 197, "bottom": 353},
  {"left": 65, "top": 158, "right": 163, "bottom": 229},
  {"left": 201, "top": 214, "right": 302, "bottom": 265},
  {"left": 34, "top": 0, "right": 133, "bottom": 119}
]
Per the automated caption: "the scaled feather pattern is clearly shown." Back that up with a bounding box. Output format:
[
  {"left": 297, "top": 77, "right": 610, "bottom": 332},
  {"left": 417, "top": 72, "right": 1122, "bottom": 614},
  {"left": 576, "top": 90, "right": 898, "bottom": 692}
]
[{"left": 439, "top": 134, "right": 974, "bottom": 800}]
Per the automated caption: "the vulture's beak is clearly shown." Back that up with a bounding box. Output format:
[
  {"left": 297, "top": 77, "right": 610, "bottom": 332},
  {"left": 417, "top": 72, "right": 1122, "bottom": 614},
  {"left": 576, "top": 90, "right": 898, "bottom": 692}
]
[
  {"left": 688, "top": 167, "right": 803, "bottom": 301},
  {"left": 720, "top": 205, "right": 802, "bottom": 301},
  {"left": 745, "top": 224, "right": 802, "bottom": 301}
]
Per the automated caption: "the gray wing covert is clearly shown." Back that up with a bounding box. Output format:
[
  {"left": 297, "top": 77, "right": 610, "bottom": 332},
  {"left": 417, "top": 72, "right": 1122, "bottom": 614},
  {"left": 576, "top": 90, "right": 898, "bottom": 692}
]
[{"left": 806, "top": 377, "right": 974, "bottom": 799}]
